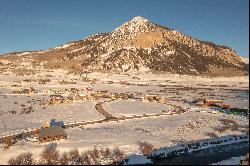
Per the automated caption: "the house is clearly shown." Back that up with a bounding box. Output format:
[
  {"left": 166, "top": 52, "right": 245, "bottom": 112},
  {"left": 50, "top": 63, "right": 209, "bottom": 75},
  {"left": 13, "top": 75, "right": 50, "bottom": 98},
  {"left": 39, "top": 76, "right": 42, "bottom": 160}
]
[
  {"left": 39, "top": 126, "right": 66, "bottom": 143},
  {"left": 143, "top": 95, "right": 166, "bottom": 103},
  {"left": 49, "top": 95, "right": 73, "bottom": 104},
  {"left": 204, "top": 99, "right": 223, "bottom": 106},
  {"left": 50, "top": 119, "right": 65, "bottom": 128},
  {"left": 96, "top": 90, "right": 109, "bottom": 98},
  {"left": 50, "top": 89, "right": 63, "bottom": 94},
  {"left": 197, "top": 99, "right": 224, "bottom": 107},
  {"left": 112, "top": 93, "right": 131, "bottom": 99},
  {"left": 143, "top": 95, "right": 158, "bottom": 102},
  {"left": 74, "top": 93, "right": 92, "bottom": 101}
]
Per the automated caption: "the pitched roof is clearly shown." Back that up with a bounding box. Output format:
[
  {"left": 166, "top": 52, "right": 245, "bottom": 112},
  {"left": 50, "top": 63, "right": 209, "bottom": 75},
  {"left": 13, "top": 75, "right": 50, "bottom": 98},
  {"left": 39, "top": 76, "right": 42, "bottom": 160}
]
[{"left": 40, "top": 126, "right": 65, "bottom": 138}]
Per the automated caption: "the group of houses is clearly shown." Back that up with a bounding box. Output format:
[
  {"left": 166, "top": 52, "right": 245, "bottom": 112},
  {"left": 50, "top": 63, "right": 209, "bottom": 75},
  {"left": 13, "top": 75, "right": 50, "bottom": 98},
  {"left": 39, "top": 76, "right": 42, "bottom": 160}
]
[
  {"left": 73, "top": 91, "right": 135, "bottom": 101},
  {"left": 49, "top": 95, "right": 73, "bottom": 105},
  {"left": 49, "top": 88, "right": 79, "bottom": 95},
  {"left": 48, "top": 87, "right": 167, "bottom": 105}
]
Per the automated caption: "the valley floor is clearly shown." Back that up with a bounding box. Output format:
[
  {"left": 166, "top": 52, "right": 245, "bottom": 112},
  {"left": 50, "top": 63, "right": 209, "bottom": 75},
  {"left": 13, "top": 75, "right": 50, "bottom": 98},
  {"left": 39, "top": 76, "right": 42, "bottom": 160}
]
[{"left": 0, "top": 63, "right": 249, "bottom": 164}]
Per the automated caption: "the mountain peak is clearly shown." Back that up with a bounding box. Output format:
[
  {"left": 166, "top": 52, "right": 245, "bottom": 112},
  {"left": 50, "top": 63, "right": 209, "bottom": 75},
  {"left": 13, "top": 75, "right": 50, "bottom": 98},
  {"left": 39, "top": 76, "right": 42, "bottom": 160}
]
[
  {"left": 8, "top": 16, "right": 246, "bottom": 76},
  {"left": 111, "top": 16, "right": 156, "bottom": 38},
  {"left": 129, "top": 16, "right": 149, "bottom": 24}
]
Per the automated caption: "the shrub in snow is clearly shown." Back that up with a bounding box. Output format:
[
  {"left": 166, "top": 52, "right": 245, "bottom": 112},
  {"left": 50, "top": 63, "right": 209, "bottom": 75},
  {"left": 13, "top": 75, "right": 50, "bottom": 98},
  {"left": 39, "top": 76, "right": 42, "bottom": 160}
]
[
  {"left": 8, "top": 145, "right": 127, "bottom": 165},
  {"left": 93, "top": 145, "right": 101, "bottom": 158},
  {"left": 58, "top": 152, "right": 69, "bottom": 165},
  {"left": 138, "top": 141, "right": 155, "bottom": 155},
  {"left": 102, "top": 147, "right": 112, "bottom": 158},
  {"left": 8, "top": 152, "right": 34, "bottom": 165},
  {"left": 111, "top": 147, "right": 126, "bottom": 161},
  {"left": 67, "top": 149, "right": 84, "bottom": 165},
  {"left": 40, "top": 143, "right": 59, "bottom": 165},
  {"left": 80, "top": 153, "right": 91, "bottom": 165}
]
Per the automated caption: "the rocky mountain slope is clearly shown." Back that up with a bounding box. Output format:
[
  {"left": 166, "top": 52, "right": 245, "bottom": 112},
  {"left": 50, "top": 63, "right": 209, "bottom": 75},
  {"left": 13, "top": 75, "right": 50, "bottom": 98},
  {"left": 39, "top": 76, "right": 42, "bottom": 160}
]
[{"left": 1, "top": 16, "right": 248, "bottom": 75}]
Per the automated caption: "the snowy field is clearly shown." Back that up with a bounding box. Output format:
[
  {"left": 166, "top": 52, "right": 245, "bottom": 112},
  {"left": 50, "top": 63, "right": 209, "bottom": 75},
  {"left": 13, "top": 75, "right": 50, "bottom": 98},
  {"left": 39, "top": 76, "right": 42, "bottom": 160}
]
[
  {"left": 103, "top": 99, "right": 176, "bottom": 117},
  {"left": 0, "top": 63, "right": 249, "bottom": 164}
]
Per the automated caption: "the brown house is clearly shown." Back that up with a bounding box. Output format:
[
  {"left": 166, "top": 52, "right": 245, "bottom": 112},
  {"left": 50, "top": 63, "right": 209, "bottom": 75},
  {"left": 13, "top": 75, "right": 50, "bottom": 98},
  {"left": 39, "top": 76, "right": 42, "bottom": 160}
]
[{"left": 39, "top": 126, "right": 66, "bottom": 143}]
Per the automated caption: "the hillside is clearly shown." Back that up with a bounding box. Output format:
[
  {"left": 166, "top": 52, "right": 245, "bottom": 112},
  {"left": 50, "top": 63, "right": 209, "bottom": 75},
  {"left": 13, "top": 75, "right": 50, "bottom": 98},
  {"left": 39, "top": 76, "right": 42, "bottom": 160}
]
[{"left": 1, "top": 16, "right": 248, "bottom": 76}]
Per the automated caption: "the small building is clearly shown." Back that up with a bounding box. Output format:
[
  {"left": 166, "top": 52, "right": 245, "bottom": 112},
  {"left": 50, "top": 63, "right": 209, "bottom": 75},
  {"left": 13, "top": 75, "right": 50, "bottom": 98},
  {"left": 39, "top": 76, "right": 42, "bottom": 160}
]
[
  {"left": 113, "top": 93, "right": 131, "bottom": 99},
  {"left": 143, "top": 95, "right": 158, "bottom": 102},
  {"left": 143, "top": 95, "right": 166, "bottom": 103},
  {"left": 49, "top": 95, "right": 73, "bottom": 104},
  {"left": 197, "top": 99, "right": 224, "bottom": 107},
  {"left": 74, "top": 93, "right": 92, "bottom": 101},
  {"left": 50, "top": 89, "right": 63, "bottom": 94},
  {"left": 39, "top": 126, "right": 66, "bottom": 143},
  {"left": 50, "top": 119, "right": 65, "bottom": 128},
  {"left": 96, "top": 90, "right": 109, "bottom": 98}
]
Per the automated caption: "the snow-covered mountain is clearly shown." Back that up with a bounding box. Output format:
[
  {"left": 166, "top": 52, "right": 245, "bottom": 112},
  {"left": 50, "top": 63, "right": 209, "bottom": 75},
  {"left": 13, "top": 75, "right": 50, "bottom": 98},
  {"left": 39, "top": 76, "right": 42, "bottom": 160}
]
[{"left": 1, "top": 16, "right": 249, "bottom": 75}]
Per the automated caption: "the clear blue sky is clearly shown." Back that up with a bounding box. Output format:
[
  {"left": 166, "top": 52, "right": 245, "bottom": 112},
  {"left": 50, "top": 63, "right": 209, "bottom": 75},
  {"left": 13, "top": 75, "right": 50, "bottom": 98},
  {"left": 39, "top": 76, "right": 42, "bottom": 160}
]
[{"left": 0, "top": 0, "right": 249, "bottom": 57}]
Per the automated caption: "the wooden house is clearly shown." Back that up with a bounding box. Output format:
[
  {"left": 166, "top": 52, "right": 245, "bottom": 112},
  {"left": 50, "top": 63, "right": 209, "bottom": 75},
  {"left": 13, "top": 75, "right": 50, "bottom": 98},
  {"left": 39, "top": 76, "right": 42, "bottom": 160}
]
[{"left": 38, "top": 126, "right": 66, "bottom": 143}]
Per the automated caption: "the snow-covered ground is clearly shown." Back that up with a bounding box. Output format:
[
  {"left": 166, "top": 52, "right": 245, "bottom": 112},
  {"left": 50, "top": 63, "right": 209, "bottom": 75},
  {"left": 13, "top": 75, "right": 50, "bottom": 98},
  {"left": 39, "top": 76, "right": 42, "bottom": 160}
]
[
  {"left": 0, "top": 64, "right": 249, "bottom": 164},
  {"left": 103, "top": 99, "right": 176, "bottom": 117},
  {"left": 0, "top": 99, "right": 102, "bottom": 135},
  {"left": 241, "top": 57, "right": 249, "bottom": 64}
]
